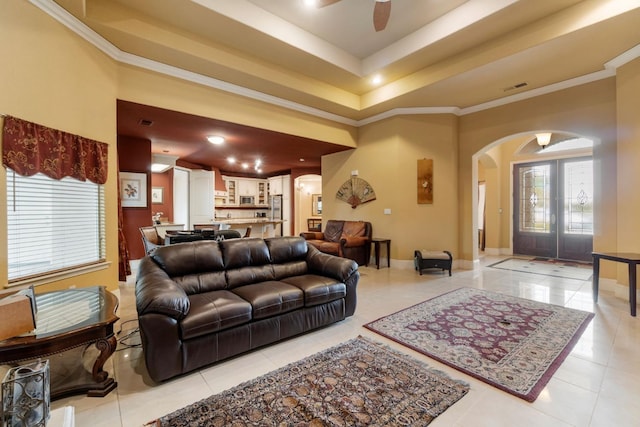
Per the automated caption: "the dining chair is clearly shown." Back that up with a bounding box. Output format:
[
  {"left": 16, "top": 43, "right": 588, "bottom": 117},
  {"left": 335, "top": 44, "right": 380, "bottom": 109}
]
[{"left": 139, "top": 226, "right": 163, "bottom": 254}]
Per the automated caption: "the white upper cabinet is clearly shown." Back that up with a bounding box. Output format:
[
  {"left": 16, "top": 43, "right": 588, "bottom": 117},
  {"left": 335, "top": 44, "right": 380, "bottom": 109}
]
[{"left": 268, "top": 176, "right": 283, "bottom": 195}]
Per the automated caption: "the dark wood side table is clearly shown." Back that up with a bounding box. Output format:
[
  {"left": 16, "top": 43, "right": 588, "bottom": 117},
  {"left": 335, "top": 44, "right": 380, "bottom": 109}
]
[
  {"left": 592, "top": 252, "right": 640, "bottom": 317},
  {"left": 0, "top": 286, "right": 119, "bottom": 399},
  {"left": 371, "top": 238, "right": 391, "bottom": 269}
]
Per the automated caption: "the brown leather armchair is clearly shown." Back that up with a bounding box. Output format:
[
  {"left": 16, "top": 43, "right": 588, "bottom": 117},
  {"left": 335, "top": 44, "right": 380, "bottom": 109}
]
[{"left": 300, "top": 220, "right": 372, "bottom": 266}]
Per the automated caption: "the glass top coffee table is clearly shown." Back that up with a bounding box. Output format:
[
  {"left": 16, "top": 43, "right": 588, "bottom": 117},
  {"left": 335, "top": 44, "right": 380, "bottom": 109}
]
[{"left": 0, "top": 286, "right": 119, "bottom": 399}]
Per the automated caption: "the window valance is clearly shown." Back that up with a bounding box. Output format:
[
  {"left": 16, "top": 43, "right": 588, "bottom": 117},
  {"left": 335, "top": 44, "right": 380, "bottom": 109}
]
[{"left": 2, "top": 115, "right": 108, "bottom": 184}]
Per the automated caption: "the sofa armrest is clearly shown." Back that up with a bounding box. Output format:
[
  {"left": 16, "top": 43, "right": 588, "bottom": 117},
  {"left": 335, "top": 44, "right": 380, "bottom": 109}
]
[
  {"left": 340, "top": 235, "right": 369, "bottom": 248},
  {"left": 300, "top": 231, "right": 324, "bottom": 240},
  {"left": 135, "top": 257, "right": 190, "bottom": 320},
  {"left": 305, "top": 244, "right": 359, "bottom": 316}
]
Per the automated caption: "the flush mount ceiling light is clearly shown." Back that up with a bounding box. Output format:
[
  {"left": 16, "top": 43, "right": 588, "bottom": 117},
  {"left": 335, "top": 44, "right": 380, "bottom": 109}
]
[
  {"left": 151, "top": 153, "right": 178, "bottom": 173},
  {"left": 536, "top": 132, "right": 552, "bottom": 148},
  {"left": 151, "top": 163, "right": 171, "bottom": 173},
  {"left": 207, "top": 135, "right": 225, "bottom": 145}
]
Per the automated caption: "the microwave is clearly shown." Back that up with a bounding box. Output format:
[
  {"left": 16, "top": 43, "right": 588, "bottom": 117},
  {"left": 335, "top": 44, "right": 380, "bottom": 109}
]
[{"left": 239, "top": 196, "right": 254, "bottom": 205}]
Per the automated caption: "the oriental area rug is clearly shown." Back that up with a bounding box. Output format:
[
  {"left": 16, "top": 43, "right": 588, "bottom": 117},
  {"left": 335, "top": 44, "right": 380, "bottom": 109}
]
[
  {"left": 364, "top": 287, "right": 594, "bottom": 402},
  {"left": 146, "top": 336, "right": 469, "bottom": 427}
]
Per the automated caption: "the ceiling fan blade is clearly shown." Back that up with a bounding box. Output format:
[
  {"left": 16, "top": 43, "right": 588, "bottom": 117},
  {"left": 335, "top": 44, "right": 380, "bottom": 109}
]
[
  {"left": 373, "top": 0, "right": 391, "bottom": 31},
  {"left": 316, "top": 0, "right": 342, "bottom": 7}
]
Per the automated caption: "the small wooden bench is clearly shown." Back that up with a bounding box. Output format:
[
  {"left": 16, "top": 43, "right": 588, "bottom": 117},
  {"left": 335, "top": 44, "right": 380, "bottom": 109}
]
[{"left": 414, "top": 250, "right": 453, "bottom": 276}]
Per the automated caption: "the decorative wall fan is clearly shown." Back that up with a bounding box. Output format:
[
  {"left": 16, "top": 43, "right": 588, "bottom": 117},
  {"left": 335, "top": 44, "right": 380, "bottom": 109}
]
[
  {"left": 317, "top": 0, "right": 392, "bottom": 32},
  {"left": 336, "top": 177, "right": 376, "bottom": 209}
]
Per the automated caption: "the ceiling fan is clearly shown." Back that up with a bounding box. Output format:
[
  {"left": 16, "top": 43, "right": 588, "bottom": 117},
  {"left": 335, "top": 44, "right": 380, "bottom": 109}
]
[{"left": 316, "top": 0, "right": 392, "bottom": 32}]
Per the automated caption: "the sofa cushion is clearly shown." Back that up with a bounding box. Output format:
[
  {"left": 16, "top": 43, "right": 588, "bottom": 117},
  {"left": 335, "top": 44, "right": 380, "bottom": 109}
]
[
  {"left": 281, "top": 275, "right": 346, "bottom": 307},
  {"left": 232, "top": 281, "right": 304, "bottom": 320},
  {"left": 151, "top": 241, "right": 225, "bottom": 277},
  {"left": 323, "top": 220, "right": 345, "bottom": 243},
  {"left": 221, "top": 238, "right": 271, "bottom": 269},
  {"left": 341, "top": 221, "right": 367, "bottom": 238},
  {"left": 180, "top": 291, "right": 252, "bottom": 340}
]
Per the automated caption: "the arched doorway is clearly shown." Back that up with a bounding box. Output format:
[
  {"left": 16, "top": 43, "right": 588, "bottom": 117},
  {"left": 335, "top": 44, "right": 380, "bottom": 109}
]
[
  {"left": 293, "top": 174, "right": 321, "bottom": 235},
  {"left": 472, "top": 131, "right": 594, "bottom": 263}
]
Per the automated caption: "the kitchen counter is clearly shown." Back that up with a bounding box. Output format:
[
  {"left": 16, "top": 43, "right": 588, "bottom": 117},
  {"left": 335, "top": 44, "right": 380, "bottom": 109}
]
[
  {"left": 212, "top": 218, "right": 283, "bottom": 238},
  {"left": 215, "top": 218, "right": 282, "bottom": 224}
]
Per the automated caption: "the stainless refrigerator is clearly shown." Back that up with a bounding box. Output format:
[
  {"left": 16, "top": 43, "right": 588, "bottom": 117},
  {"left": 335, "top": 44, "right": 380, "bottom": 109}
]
[{"left": 269, "top": 195, "right": 283, "bottom": 236}]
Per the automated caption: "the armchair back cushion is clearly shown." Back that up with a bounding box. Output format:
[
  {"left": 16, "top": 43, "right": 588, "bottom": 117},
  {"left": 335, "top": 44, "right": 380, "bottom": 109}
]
[{"left": 323, "top": 220, "right": 344, "bottom": 243}]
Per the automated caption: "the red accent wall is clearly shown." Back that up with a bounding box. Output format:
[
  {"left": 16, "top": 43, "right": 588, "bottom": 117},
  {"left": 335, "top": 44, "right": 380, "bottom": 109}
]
[
  {"left": 151, "top": 169, "right": 173, "bottom": 222},
  {"left": 118, "top": 135, "right": 151, "bottom": 260}
]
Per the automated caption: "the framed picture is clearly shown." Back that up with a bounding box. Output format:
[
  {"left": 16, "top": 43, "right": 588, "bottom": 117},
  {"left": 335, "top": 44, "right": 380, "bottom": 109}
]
[
  {"left": 120, "top": 172, "right": 147, "bottom": 207},
  {"left": 312, "top": 194, "right": 322, "bottom": 216},
  {"left": 417, "top": 159, "right": 433, "bottom": 204},
  {"left": 152, "top": 187, "right": 164, "bottom": 204}
]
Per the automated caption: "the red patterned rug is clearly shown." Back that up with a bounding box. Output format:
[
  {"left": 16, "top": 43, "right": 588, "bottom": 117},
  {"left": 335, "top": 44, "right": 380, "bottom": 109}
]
[{"left": 364, "top": 288, "right": 594, "bottom": 402}]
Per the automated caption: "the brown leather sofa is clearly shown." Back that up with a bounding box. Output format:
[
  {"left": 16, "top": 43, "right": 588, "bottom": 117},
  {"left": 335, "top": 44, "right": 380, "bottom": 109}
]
[
  {"left": 135, "top": 236, "right": 359, "bottom": 382},
  {"left": 300, "top": 220, "right": 372, "bottom": 266}
]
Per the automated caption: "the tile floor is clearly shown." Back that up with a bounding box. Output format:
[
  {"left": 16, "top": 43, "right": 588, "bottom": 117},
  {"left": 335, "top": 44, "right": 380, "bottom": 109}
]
[{"left": 52, "top": 255, "right": 639, "bottom": 427}]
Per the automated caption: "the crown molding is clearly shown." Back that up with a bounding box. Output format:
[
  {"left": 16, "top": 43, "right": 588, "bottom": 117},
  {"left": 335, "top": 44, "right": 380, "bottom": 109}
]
[
  {"left": 357, "top": 107, "right": 461, "bottom": 126},
  {"left": 28, "top": 1, "right": 640, "bottom": 128}
]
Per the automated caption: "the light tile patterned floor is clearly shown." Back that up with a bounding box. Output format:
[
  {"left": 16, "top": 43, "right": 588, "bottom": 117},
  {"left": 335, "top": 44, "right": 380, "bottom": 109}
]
[
  {"left": 52, "top": 255, "right": 639, "bottom": 427},
  {"left": 489, "top": 257, "right": 593, "bottom": 281}
]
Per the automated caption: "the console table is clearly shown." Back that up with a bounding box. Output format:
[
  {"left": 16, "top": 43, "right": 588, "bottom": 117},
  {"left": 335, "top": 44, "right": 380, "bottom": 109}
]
[
  {"left": 371, "top": 238, "right": 391, "bottom": 269},
  {"left": 592, "top": 252, "right": 640, "bottom": 317},
  {"left": 0, "top": 286, "right": 119, "bottom": 399}
]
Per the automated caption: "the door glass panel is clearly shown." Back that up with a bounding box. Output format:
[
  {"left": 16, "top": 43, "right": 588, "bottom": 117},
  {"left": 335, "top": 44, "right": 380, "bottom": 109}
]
[
  {"left": 563, "top": 160, "right": 593, "bottom": 235},
  {"left": 519, "top": 164, "right": 551, "bottom": 233}
]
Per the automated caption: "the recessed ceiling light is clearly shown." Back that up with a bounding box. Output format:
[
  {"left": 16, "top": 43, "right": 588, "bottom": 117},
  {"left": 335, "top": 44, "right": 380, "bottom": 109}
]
[
  {"left": 241, "top": 163, "right": 249, "bottom": 169},
  {"left": 207, "top": 135, "right": 225, "bottom": 145},
  {"left": 227, "top": 157, "right": 236, "bottom": 164},
  {"left": 371, "top": 74, "right": 383, "bottom": 85},
  {"left": 299, "top": 158, "right": 305, "bottom": 162}
]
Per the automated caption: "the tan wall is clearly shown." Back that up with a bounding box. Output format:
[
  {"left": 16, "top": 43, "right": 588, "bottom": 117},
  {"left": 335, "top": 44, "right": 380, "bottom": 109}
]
[
  {"left": 322, "top": 114, "right": 459, "bottom": 262},
  {"left": 615, "top": 57, "right": 640, "bottom": 283},
  {"left": 459, "top": 79, "right": 618, "bottom": 267},
  {"left": 0, "top": 1, "right": 119, "bottom": 292}
]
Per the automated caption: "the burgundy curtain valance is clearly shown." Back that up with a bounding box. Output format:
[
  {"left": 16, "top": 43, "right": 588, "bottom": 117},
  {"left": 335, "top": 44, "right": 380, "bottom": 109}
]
[{"left": 2, "top": 115, "right": 108, "bottom": 184}]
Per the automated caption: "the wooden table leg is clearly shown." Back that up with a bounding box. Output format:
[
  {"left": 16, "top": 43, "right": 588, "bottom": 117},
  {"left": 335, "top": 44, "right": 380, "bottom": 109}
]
[
  {"left": 629, "top": 262, "right": 637, "bottom": 317},
  {"left": 385, "top": 240, "right": 390, "bottom": 268},
  {"left": 374, "top": 241, "right": 381, "bottom": 269},
  {"left": 592, "top": 256, "right": 600, "bottom": 303}
]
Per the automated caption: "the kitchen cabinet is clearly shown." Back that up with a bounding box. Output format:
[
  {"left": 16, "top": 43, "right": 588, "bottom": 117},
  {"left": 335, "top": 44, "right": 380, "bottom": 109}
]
[
  {"left": 224, "top": 178, "right": 238, "bottom": 205},
  {"left": 238, "top": 179, "right": 256, "bottom": 196},
  {"left": 257, "top": 181, "right": 267, "bottom": 205},
  {"left": 223, "top": 177, "right": 268, "bottom": 205},
  {"left": 268, "top": 176, "right": 283, "bottom": 195}
]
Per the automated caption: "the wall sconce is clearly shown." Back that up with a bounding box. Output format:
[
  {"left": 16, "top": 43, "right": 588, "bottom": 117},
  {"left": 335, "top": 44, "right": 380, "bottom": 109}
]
[{"left": 536, "top": 132, "right": 552, "bottom": 148}]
